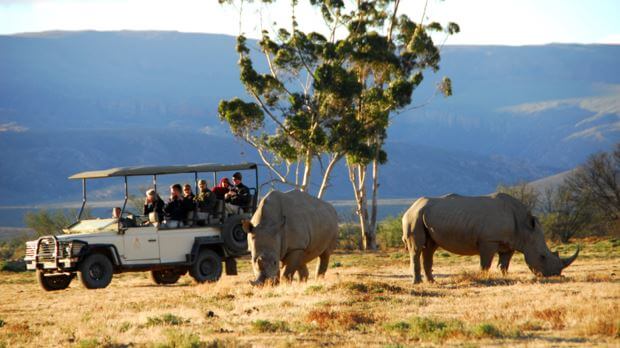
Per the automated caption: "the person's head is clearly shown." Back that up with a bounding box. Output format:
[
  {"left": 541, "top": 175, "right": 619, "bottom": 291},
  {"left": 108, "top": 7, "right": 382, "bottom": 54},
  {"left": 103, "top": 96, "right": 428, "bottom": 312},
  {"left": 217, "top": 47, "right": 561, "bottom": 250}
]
[
  {"left": 146, "top": 189, "right": 157, "bottom": 202},
  {"left": 198, "top": 179, "right": 208, "bottom": 191},
  {"left": 183, "top": 184, "right": 193, "bottom": 197},
  {"left": 220, "top": 177, "right": 230, "bottom": 188},
  {"left": 170, "top": 184, "right": 182, "bottom": 198},
  {"left": 112, "top": 207, "right": 121, "bottom": 218},
  {"left": 232, "top": 172, "right": 243, "bottom": 185}
]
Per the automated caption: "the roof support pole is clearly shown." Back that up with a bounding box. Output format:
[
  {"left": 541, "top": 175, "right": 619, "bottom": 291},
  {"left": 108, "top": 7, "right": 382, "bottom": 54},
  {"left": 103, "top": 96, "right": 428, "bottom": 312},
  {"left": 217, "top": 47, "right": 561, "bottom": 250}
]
[
  {"left": 78, "top": 178, "right": 86, "bottom": 220},
  {"left": 121, "top": 176, "right": 128, "bottom": 215}
]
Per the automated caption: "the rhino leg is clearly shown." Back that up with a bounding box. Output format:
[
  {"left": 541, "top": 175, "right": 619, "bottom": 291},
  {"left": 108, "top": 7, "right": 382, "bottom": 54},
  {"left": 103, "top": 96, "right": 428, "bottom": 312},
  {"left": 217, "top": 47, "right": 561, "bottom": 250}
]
[
  {"left": 422, "top": 240, "right": 438, "bottom": 283},
  {"left": 281, "top": 250, "right": 305, "bottom": 283},
  {"left": 498, "top": 250, "right": 514, "bottom": 275},
  {"left": 479, "top": 242, "right": 499, "bottom": 272},
  {"left": 298, "top": 264, "right": 309, "bottom": 282},
  {"left": 316, "top": 251, "right": 331, "bottom": 279}
]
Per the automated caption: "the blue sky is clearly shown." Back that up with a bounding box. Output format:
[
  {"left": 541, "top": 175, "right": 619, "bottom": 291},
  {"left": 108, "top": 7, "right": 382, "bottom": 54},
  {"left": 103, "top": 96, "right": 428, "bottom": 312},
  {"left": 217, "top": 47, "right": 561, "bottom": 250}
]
[{"left": 1, "top": 0, "right": 619, "bottom": 45}]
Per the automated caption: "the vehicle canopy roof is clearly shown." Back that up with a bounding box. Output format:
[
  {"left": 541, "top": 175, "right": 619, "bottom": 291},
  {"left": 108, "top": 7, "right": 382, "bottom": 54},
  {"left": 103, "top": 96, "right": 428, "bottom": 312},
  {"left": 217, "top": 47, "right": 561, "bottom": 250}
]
[{"left": 69, "top": 162, "right": 257, "bottom": 180}]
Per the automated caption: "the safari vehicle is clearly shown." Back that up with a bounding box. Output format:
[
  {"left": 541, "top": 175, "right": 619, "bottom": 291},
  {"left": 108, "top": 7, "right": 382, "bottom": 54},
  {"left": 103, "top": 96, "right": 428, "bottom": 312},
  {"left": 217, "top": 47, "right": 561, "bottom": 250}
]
[{"left": 24, "top": 163, "right": 258, "bottom": 291}]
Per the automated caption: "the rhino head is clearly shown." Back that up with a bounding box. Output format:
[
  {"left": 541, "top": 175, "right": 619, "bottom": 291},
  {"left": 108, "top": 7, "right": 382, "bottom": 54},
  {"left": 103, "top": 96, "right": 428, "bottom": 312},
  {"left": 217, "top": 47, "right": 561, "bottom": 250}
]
[
  {"left": 520, "top": 216, "right": 579, "bottom": 277},
  {"left": 243, "top": 218, "right": 284, "bottom": 286}
]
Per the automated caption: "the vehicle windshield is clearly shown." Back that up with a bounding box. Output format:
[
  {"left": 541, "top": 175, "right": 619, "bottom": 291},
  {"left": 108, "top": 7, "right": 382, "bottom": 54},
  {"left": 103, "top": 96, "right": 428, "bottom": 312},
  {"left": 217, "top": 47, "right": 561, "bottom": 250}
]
[{"left": 64, "top": 218, "right": 118, "bottom": 234}]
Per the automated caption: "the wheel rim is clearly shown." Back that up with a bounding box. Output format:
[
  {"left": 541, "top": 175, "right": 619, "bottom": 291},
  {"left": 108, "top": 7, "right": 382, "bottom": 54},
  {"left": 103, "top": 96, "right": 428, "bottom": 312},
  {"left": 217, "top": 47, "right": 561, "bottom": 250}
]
[
  {"left": 232, "top": 225, "right": 246, "bottom": 242},
  {"left": 199, "top": 258, "right": 216, "bottom": 276},
  {"left": 89, "top": 263, "right": 104, "bottom": 280}
]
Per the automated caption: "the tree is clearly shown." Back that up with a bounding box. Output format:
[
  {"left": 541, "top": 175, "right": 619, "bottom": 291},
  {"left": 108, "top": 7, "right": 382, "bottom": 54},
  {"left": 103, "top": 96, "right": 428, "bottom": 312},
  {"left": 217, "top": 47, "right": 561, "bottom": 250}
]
[
  {"left": 218, "top": 0, "right": 457, "bottom": 250},
  {"left": 24, "top": 209, "right": 79, "bottom": 237},
  {"left": 496, "top": 182, "right": 539, "bottom": 212},
  {"left": 564, "top": 143, "right": 620, "bottom": 221},
  {"left": 539, "top": 184, "right": 593, "bottom": 243}
]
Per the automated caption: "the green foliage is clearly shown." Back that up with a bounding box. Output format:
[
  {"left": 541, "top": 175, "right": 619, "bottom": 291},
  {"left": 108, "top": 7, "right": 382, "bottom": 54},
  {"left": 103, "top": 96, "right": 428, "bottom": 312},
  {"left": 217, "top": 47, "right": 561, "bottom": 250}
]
[
  {"left": 146, "top": 314, "right": 188, "bottom": 327},
  {"left": 251, "top": 319, "right": 290, "bottom": 333},
  {"left": 157, "top": 329, "right": 202, "bottom": 348},
  {"left": 0, "top": 319, "right": 4, "bottom": 328},
  {"left": 0, "top": 260, "right": 26, "bottom": 272},
  {"left": 77, "top": 339, "right": 99, "bottom": 348},
  {"left": 376, "top": 215, "right": 403, "bottom": 248},
  {"left": 471, "top": 323, "right": 503, "bottom": 338},
  {"left": 385, "top": 317, "right": 511, "bottom": 341},
  {"left": 24, "top": 208, "right": 83, "bottom": 237},
  {"left": 218, "top": 0, "right": 457, "bottom": 196},
  {"left": 0, "top": 238, "right": 27, "bottom": 261},
  {"left": 338, "top": 223, "right": 361, "bottom": 250}
]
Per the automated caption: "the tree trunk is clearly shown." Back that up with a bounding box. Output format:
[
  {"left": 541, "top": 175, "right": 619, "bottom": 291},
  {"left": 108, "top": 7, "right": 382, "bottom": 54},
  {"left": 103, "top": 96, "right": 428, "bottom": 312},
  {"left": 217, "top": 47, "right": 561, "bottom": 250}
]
[
  {"left": 317, "top": 153, "right": 342, "bottom": 200},
  {"left": 347, "top": 162, "right": 377, "bottom": 251},
  {"left": 300, "top": 150, "right": 313, "bottom": 192},
  {"left": 370, "top": 157, "right": 379, "bottom": 244}
]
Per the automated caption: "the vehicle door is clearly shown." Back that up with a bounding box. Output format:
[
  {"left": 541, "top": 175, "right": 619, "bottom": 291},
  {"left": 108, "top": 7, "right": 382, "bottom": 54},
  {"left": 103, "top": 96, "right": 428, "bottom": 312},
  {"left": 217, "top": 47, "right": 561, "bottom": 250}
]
[{"left": 122, "top": 225, "right": 160, "bottom": 264}]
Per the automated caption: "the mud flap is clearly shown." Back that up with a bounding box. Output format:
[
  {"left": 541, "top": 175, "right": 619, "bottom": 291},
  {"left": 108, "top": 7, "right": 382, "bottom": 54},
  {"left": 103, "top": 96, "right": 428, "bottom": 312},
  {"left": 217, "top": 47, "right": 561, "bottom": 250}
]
[{"left": 224, "top": 258, "right": 238, "bottom": 276}]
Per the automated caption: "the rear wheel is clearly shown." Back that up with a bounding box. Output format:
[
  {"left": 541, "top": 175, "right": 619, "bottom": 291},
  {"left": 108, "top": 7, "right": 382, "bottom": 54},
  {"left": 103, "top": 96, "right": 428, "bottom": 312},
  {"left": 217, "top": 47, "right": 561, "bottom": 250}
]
[
  {"left": 37, "top": 270, "right": 73, "bottom": 291},
  {"left": 78, "top": 253, "right": 113, "bottom": 289},
  {"left": 150, "top": 269, "right": 182, "bottom": 285},
  {"left": 189, "top": 249, "right": 222, "bottom": 283}
]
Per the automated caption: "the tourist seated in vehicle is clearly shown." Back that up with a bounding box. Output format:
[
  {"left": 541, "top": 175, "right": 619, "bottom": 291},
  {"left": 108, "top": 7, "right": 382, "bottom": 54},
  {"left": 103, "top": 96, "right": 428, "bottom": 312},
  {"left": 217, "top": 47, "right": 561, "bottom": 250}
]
[
  {"left": 143, "top": 189, "right": 164, "bottom": 224},
  {"left": 212, "top": 177, "right": 231, "bottom": 200},
  {"left": 112, "top": 206, "right": 136, "bottom": 227},
  {"left": 224, "top": 172, "right": 251, "bottom": 214},
  {"left": 163, "top": 184, "right": 186, "bottom": 228},
  {"left": 182, "top": 183, "right": 197, "bottom": 225},
  {"left": 195, "top": 179, "right": 216, "bottom": 212}
]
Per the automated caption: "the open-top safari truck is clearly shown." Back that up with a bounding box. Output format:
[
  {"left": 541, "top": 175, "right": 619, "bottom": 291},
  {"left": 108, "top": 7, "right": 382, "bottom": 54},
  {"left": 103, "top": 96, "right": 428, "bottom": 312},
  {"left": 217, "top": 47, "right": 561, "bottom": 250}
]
[{"left": 24, "top": 163, "right": 258, "bottom": 291}]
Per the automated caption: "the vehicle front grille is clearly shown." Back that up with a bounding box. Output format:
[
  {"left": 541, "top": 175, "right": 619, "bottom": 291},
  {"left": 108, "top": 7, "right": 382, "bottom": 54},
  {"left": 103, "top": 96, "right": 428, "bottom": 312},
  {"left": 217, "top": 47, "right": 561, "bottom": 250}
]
[
  {"left": 25, "top": 242, "right": 37, "bottom": 259},
  {"left": 37, "top": 237, "right": 57, "bottom": 262}
]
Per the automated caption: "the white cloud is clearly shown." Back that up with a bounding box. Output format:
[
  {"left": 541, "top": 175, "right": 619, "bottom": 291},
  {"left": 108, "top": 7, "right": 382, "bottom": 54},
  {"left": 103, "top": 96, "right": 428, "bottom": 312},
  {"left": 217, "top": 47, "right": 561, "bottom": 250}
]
[{"left": 0, "top": 122, "right": 28, "bottom": 133}]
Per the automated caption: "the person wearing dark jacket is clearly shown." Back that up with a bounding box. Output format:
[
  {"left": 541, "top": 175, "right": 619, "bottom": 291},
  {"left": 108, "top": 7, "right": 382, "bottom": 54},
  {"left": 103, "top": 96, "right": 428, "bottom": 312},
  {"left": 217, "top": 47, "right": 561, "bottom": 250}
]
[
  {"left": 225, "top": 172, "right": 251, "bottom": 212},
  {"left": 163, "top": 184, "right": 185, "bottom": 227},
  {"left": 143, "top": 189, "right": 164, "bottom": 223}
]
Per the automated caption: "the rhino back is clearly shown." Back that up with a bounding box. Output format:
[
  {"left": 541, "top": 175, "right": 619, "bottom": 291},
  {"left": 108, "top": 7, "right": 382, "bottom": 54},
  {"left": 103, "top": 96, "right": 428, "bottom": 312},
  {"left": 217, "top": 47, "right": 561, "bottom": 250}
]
[
  {"left": 423, "top": 195, "right": 518, "bottom": 254},
  {"left": 280, "top": 190, "right": 338, "bottom": 259}
]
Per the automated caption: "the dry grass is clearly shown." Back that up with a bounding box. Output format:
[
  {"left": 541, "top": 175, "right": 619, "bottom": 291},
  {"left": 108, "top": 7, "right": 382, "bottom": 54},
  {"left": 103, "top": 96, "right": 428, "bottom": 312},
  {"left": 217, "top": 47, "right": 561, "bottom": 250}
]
[{"left": 0, "top": 238, "right": 618, "bottom": 347}]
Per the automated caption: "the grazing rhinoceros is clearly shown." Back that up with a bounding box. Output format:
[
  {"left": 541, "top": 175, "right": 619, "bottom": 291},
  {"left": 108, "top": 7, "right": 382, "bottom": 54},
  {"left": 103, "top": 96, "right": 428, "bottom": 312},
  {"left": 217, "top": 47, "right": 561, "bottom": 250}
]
[
  {"left": 242, "top": 190, "right": 338, "bottom": 286},
  {"left": 402, "top": 193, "right": 579, "bottom": 283}
]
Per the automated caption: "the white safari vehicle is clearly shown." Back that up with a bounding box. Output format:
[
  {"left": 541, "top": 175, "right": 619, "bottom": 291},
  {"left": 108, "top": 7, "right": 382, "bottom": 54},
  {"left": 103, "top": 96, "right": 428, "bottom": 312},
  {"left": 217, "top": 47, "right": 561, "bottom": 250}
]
[{"left": 24, "top": 163, "right": 258, "bottom": 291}]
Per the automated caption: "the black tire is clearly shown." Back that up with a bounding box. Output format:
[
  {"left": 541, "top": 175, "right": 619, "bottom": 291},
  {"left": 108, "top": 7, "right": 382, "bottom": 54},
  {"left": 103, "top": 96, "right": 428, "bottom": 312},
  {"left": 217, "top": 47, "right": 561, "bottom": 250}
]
[
  {"left": 189, "top": 249, "right": 222, "bottom": 283},
  {"left": 78, "top": 253, "right": 114, "bottom": 289},
  {"left": 150, "top": 269, "right": 182, "bottom": 285},
  {"left": 221, "top": 215, "right": 248, "bottom": 255},
  {"left": 36, "top": 270, "right": 73, "bottom": 291}
]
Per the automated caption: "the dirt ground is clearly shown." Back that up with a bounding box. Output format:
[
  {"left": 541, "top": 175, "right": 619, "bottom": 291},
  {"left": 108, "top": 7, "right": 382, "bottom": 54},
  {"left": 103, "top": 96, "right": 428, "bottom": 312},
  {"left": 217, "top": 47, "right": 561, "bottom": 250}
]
[{"left": 0, "top": 238, "right": 618, "bottom": 347}]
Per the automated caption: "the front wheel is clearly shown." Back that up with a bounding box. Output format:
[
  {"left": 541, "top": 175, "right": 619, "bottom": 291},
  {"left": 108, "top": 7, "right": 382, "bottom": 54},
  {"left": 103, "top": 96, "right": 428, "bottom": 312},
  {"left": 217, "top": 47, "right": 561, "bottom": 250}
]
[
  {"left": 189, "top": 249, "right": 222, "bottom": 283},
  {"left": 37, "top": 270, "right": 73, "bottom": 291},
  {"left": 78, "top": 253, "right": 114, "bottom": 289},
  {"left": 150, "top": 269, "right": 182, "bottom": 285}
]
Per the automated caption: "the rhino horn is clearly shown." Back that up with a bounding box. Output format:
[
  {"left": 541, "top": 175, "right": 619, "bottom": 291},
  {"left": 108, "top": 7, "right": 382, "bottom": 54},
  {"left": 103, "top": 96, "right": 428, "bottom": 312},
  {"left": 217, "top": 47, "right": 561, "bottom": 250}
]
[{"left": 561, "top": 246, "right": 580, "bottom": 270}]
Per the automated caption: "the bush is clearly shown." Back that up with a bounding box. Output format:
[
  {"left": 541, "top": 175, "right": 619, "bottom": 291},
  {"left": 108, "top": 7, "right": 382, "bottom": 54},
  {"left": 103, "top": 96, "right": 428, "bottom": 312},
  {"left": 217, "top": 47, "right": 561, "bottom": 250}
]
[
  {"left": 0, "top": 260, "right": 26, "bottom": 272},
  {"left": 338, "top": 223, "right": 361, "bottom": 250},
  {"left": 376, "top": 215, "right": 403, "bottom": 248},
  {"left": 251, "top": 319, "right": 289, "bottom": 333},
  {"left": 146, "top": 314, "right": 188, "bottom": 327}
]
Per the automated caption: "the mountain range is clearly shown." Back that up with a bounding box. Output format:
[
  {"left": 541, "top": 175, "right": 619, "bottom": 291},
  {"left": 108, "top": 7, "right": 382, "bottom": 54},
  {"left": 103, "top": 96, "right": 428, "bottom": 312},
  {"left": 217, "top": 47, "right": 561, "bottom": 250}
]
[{"left": 0, "top": 31, "right": 618, "bottom": 222}]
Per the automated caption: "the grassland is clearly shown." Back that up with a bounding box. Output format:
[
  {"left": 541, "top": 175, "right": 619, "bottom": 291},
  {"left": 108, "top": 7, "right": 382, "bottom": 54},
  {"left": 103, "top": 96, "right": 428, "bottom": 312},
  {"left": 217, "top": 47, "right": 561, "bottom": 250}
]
[{"left": 0, "top": 238, "right": 618, "bottom": 347}]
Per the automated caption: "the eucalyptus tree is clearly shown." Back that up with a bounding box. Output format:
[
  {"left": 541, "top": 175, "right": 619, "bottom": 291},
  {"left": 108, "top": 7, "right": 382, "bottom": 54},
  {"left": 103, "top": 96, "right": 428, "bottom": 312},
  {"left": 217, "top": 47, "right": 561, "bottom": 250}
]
[{"left": 218, "top": 0, "right": 457, "bottom": 249}]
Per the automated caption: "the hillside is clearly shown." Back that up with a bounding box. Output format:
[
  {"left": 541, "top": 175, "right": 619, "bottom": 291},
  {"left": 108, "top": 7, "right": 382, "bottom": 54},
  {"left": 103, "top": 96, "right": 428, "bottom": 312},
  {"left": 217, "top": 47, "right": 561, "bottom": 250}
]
[{"left": 0, "top": 31, "right": 618, "bottom": 220}]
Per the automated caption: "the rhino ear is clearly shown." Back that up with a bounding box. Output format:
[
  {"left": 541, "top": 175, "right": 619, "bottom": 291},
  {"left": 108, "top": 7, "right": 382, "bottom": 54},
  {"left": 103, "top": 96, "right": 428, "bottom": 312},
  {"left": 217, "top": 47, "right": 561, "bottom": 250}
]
[{"left": 242, "top": 220, "right": 254, "bottom": 234}]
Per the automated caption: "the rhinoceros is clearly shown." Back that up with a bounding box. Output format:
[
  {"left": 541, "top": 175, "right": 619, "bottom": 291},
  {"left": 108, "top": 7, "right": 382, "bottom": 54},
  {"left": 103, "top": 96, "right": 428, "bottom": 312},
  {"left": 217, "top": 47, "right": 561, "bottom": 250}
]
[
  {"left": 242, "top": 190, "right": 338, "bottom": 286},
  {"left": 402, "top": 193, "right": 579, "bottom": 283}
]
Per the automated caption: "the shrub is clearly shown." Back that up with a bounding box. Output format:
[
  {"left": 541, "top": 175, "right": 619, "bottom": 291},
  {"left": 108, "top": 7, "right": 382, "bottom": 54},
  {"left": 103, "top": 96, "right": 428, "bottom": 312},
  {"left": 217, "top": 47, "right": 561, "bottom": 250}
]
[
  {"left": 409, "top": 317, "right": 467, "bottom": 341},
  {"left": 251, "top": 319, "right": 289, "bottom": 333},
  {"left": 0, "top": 260, "right": 26, "bottom": 272},
  {"left": 338, "top": 223, "right": 361, "bottom": 250},
  {"left": 161, "top": 329, "right": 202, "bottom": 348},
  {"left": 146, "top": 314, "right": 188, "bottom": 327},
  {"left": 471, "top": 323, "right": 503, "bottom": 338},
  {"left": 77, "top": 339, "right": 99, "bottom": 348},
  {"left": 376, "top": 215, "right": 404, "bottom": 248},
  {"left": 0, "top": 319, "right": 5, "bottom": 328}
]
